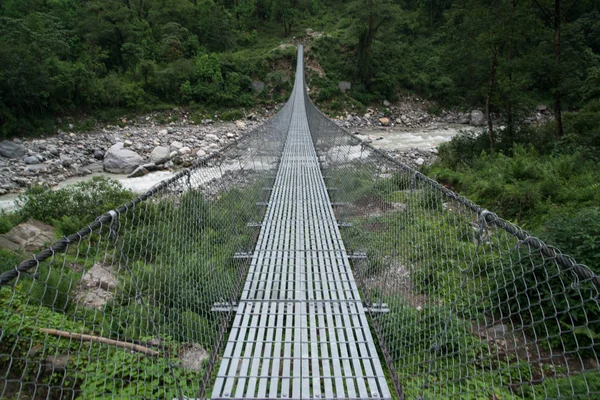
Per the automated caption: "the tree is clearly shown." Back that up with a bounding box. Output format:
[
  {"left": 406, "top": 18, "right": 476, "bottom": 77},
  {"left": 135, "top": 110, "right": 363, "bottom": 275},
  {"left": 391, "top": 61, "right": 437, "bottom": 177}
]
[
  {"left": 530, "top": 0, "right": 581, "bottom": 139},
  {"left": 349, "top": 0, "right": 401, "bottom": 87},
  {"left": 271, "top": 0, "right": 299, "bottom": 36}
]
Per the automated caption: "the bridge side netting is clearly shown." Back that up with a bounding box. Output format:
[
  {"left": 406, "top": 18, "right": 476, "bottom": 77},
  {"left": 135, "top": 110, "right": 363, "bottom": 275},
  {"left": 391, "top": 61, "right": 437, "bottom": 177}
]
[
  {"left": 0, "top": 100, "right": 293, "bottom": 399},
  {"left": 304, "top": 92, "right": 600, "bottom": 399}
]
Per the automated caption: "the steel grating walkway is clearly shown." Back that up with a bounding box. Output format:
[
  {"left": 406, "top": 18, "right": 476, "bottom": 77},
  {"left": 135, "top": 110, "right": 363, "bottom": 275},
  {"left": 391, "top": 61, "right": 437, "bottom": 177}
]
[{"left": 211, "top": 46, "right": 391, "bottom": 400}]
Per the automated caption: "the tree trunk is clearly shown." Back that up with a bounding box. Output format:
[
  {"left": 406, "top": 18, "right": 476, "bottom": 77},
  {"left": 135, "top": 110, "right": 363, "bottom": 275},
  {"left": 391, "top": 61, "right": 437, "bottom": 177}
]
[
  {"left": 553, "top": 0, "right": 563, "bottom": 139},
  {"left": 486, "top": 51, "right": 498, "bottom": 153}
]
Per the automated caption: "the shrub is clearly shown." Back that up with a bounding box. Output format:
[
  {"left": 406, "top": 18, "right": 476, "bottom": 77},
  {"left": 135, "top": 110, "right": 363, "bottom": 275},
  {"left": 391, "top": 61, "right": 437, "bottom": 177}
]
[
  {"left": 17, "top": 177, "right": 134, "bottom": 229},
  {"left": 541, "top": 207, "right": 600, "bottom": 270}
]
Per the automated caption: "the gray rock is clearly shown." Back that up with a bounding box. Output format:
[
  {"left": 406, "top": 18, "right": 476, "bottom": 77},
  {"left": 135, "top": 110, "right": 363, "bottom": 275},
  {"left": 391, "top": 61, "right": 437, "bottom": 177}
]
[
  {"left": 470, "top": 110, "right": 486, "bottom": 126},
  {"left": 196, "top": 149, "right": 207, "bottom": 158},
  {"left": 150, "top": 146, "right": 171, "bottom": 165},
  {"left": 338, "top": 81, "right": 352, "bottom": 92},
  {"left": 179, "top": 146, "right": 191, "bottom": 155},
  {"left": 202, "top": 119, "right": 213, "bottom": 125},
  {"left": 24, "top": 155, "right": 41, "bottom": 164},
  {"left": 44, "top": 355, "right": 69, "bottom": 373},
  {"left": 159, "top": 129, "right": 168, "bottom": 135},
  {"left": 0, "top": 220, "right": 55, "bottom": 251},
  {"left": 60, "top": 155, "right": 74, "bottom": 167},
  {"left": 383, "top": 100, "right": 390, "bottom": 107},
  {"left": 457, "top": 113, "right": 470, "bottom": 124},
  {"left": 0, "top": 141, "right": 26, "bottom": 159},
  {"left": 47, "top": 145, "right": 60, "bottom": 156},
  {"left": 179, "top": 343, "right": 208, "bottom": 371},
  {"left": 252, "top": 81, "right": 265, "bottom": 92},
  {"left": 205, "top": 134, "right": 219, "bottom": 142},
  {"left": 123, "top": 140, "right": 133, "bottom": 147},
  {"left": 170, "top": 141, "right": 183, "bottom": 152},
  {"left": 415, "top": 157, "right": 425, "bottom": 166},
  {"left": 103, "top": 142, "right": 143, "bottom": 174},
  {"left": 128, "top": 165, "right": 149, "bottom": 178},
  {"left": 81, "top": 263, "right": 117, "bottom": 292},
  {"left": 93, "top": 149, "right": 104, "bottom": 160}
]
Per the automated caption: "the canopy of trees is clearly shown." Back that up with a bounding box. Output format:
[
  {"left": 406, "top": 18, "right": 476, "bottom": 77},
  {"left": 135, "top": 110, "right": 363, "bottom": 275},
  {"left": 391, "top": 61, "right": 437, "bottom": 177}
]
[{"left": 0, "top": 0, "right": 598, "bottom": 137}]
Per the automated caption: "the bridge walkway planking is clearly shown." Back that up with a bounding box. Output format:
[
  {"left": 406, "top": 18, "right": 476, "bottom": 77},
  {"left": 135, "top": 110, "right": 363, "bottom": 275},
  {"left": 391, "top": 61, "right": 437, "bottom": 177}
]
[{"left": 210, "top": 45, "right": 391, "bottom": 400}]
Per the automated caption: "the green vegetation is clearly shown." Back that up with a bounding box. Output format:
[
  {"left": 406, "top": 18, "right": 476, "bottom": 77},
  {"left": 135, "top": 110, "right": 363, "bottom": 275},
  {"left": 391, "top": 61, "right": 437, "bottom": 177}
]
[
  {"left": 0, "top": 177, "right": 135, "bottom": 237},
  {"left": 1, "top": 1, "right": 598, "bottom": 137},
  {"left": 328, "top": 155, "right": 598, "bottom": 398},
  {"left": 427, "top": 114, "right": 600, "bottom": 268},
  {"left": 0, "top": 175, "right": 268, "bottom": 398}
]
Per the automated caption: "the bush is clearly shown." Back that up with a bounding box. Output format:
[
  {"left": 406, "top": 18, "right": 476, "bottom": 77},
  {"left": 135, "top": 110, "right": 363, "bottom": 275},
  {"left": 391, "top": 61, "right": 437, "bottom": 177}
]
[
  {"left": 17, "top": 177, "right": 134, "bottom": 230},
  {"left": 541, "top": 207, "right": 600, "bottom": 270}
]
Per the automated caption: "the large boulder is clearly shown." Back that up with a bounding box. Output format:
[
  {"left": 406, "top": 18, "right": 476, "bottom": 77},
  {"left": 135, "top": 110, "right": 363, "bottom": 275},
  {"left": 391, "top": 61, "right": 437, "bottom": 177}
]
[
  {"left": 103, "top": 142, "right": 143, "bottom": 174},
  {"left": 0, "top": 220, "right": 55, "bottom": 251},
  {"left": 0, "top": 141, "right": 26, "bottom": 159},
  {"left": 150, "top": 146, "right": 171, "bottom": 165},
  {"left": 470, "top": 110, "right": 486, "bottom": 126}
]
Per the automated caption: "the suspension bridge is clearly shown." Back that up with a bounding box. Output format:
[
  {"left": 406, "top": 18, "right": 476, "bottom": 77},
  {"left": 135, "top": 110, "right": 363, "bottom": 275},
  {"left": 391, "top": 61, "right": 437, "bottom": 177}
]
[{"left": 0, "top": 45, "right": 598, "bottom": 399}]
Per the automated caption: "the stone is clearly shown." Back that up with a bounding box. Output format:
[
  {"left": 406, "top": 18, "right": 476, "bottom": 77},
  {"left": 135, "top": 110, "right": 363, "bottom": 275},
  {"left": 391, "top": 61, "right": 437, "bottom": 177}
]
[
  {"left": 0, "top": 141, "right": 26, "bottom": 159},
  {"left": 235, "top": 120, "right": 247, "bottom": 129},
  {"left": 60, "top": 155, "right": 74, "bottom": 167},
  {"left": 170, "top": 141, "right": 183, "bottom": 151},
  {"left": 470, "top": 110, "right": 486, "bottom": 126},
  {"left": 44, "top": 355, "right": 70, "bottom": 373},
  {"left": 178, "top": 146, "right": 191, "bottom": 155},
  {"left": 196, "top": 149, "right": 206, "bottom": 158},
  {"left": 338, "top": 81, "right": 352, "bottom": 92},
  {"left": 0, "top": 220, "right": 55, "bottom": 251},
  {"left": 251, "top": 81, "right": 265, "bottom": 92},
  {"left": 81, "top": 263, "right": 117, "bottom": 292},
  {"left": 208, "top": 143, "right": 219, "bottom": 149},
  {"left": 205, "top": 134, "right": 219, "bottom": 142},
  {"left": 24, "top": 155, "right": 41, "bottom": 164},
  {"left": 457, "top": 113, "right": 470, "bottom": 124},
  {"left": 150, "top": 146, "right": 171, "bottom": 165},
  {"left": 128, "top": 165, "right": 149, "bottom": 178},
  {"left": 47, "top": 145, "right": 60, "bottom": 156},
  {"left": 77, "top": 263, "right": 117, "bottom": 309},
  {"left": 395, "top": 118, "right": 403, "bottom": 124},
  {"left": 123, "top": 140, "right": 133, "bottom": 147},
  {"left": 536, "top": 104, "right": 548, "bottom": 112},
  {"left": 379, "top": 117, "right": 391, "bottom": 126},
  {"left": 246, "top": 113, "right": 256, "bottom": 120},
  {"left": 226, "top": 133, "right": 235, "bottom": 139},
  {"left": 202, "top": 119, "right": 213, "bottom": 125},
  {"left": 415, "top": 157, "right": 425, "bottom": 166},
  {"left": 93, "top": 149, "right": 104, "bottom": 160},
  {"left": 159, "top": 129, "right": 168, "bottom": 136},
  {"left": 179, "top": 343, "right": 209, "bottom": 371},
  {"left": 103, "top": 142, "right": 143, "bottom": 174},
  {"left": 383, "top": 100, "right": 390, "bottom": 107}
]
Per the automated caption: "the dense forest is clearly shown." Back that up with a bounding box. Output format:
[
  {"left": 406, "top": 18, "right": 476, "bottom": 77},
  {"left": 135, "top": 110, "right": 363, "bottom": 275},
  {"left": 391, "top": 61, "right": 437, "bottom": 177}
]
[{"left": 0, "top": 0, "right": 598, "bottom": 138}]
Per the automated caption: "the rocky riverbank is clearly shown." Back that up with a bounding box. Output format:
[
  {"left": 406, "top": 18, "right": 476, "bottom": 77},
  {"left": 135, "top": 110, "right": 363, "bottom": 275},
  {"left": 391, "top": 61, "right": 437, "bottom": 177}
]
[{"left": 0, "top": 116, "right": 264, "bottom": 195}]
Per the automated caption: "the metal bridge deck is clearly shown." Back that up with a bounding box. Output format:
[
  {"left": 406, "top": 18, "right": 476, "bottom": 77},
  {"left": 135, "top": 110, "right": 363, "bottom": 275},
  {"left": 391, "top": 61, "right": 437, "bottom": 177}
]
[{"left": 211, "top": 46, "right": 391, "bottom": 400}]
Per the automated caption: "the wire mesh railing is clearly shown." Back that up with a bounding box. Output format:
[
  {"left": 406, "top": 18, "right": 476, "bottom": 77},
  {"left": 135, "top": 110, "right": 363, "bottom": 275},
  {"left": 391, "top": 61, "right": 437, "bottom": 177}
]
[
  {"left": 0, "top": 96, "right": 294, "bottom": 399},
  {"left": 1, "top": 43, "right": 599, "bottom": 400},
  {"left": 304, "top": 90, "right": 600, "bottom": 399}
]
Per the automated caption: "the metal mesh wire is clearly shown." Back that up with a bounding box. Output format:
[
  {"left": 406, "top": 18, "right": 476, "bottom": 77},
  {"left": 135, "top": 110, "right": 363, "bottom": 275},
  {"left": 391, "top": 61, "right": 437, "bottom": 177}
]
[
  {"left": 1, "top": 44, "right": 599, "bottom": 400},
  {"left": 304, "top": 93, "right": 600, "bottom": 399},
  {"left": 0, "top": 100, "right": 293, "bottom": 399}
]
